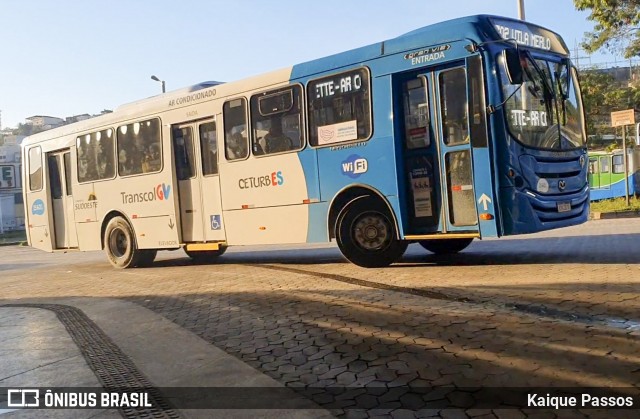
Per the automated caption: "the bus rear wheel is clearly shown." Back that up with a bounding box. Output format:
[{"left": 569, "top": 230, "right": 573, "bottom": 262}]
[
  {"left": 336, "top": 197, "right": 407, "bottom": 268},
  {"left": 104, "top": 216, "right": 142, "bottom": 269},
  {"left": 419, "top": 238, "right": 473, "bottom": 255},
  {"left": 185, "top": 246, "right": 227, "bottom": 262}
]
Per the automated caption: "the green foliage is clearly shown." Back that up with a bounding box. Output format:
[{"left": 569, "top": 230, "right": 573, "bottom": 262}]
[
  {"left": 574, "top": 0, "right": 640, "bottom": 58},
  {"left": 591, "top": 196, "right": 640, "bottom": 212},
  {"left": 13, "top": 123, "right": 44, "bottom": 136},
  {"left": 579, "top": 68, "right": 640, "bottom": 149},
  {"left": 605, "top": 142, "right": 618, "bottom": 152}
]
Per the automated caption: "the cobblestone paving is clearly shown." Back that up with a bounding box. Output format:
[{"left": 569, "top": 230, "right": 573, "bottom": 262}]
[{"left": 1, "top": 219, "right": 639, "bottom": 418}]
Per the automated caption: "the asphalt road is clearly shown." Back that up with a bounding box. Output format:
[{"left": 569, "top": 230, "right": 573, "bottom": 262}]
[{"left": 1, "top": 218, "right": 639, "bottom": 418}]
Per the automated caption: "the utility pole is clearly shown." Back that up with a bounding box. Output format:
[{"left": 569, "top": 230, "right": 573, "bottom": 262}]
[
  {"left": 611, "top": 109, "right": 636, "bottom": 206},
  {"left": 517, "top": 0, "right": 526, "bottom": 20}
]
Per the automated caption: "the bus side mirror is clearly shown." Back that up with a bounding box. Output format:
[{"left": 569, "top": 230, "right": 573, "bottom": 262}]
[{"left": 503, "top": 49, "right": 523, "bottom": 85}]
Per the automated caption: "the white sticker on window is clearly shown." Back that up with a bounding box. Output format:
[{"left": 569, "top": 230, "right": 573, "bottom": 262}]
[{"left": 317, "top": 120, "right": 358, "bottom": 145}]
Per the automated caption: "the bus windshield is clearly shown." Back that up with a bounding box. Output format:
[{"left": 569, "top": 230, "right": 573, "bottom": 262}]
[{"left": 501, "top": 53, "right": 586, "bottom": 150}]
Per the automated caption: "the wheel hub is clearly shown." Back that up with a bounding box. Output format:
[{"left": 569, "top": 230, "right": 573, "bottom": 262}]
[
  {"left": 354, "top": 214, "right": 390, "bottom": 250},
  {"left": 109, "top": 229, "right": 128, "bottom": 258}
]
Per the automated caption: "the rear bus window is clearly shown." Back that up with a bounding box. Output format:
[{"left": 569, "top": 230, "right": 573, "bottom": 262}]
[
  {"left": 28, "top": 146, "right": 42, "bottom": 191},
  {"left": 117, "top": 119, "right": 162, "bottom": 176},
  {"left": 307, "top": 68, "right": 372, "bottom": 146}
]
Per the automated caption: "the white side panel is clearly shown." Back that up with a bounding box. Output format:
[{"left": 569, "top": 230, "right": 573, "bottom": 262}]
[
  {"left": 76, "top": 222, "right": 101, "bottom": 251},
  {"left": 132, "top": 216, "right": 179, "bottom": 249},
  {"left": 28, "top": 226, "right": 51, "bottom": 250},
  {"left": 220, "top": 154, "right": 308, "bottom": 209},
  {"left": 223, "top": 205, "right": 309, "bottom": 245},
  {"left": 26, "top": 192, "right": 53, "bottom": 252}
]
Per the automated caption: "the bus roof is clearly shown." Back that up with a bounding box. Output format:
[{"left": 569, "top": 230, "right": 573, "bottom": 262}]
[{"left": 22, "top": 14, "right": 567, "bottom": 149}]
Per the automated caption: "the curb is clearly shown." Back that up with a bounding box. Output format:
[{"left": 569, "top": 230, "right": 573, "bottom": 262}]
[
  {"left": 590, "top": 211, "right": 640, "bottom": 220},
  {"left": 0, "top": 241, "right": 26, "bottom": 247}
]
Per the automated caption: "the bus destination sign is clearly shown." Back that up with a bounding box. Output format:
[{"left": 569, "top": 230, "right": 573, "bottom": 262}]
[{"left": 490, "top": 18, "right": 569, "bottom": 55}]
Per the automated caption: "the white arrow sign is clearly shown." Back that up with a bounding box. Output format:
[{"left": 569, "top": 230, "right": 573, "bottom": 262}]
[{"left": 478, "top": 194, "right": 492, "bottom": 211}]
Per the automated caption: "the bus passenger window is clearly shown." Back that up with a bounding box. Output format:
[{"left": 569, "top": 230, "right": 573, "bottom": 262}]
[
  {"left": 224, "top": 98, "right": 249, "bottom": 161},
  {"left": 439, "top": 68, "right": 469, "bottom": 145},
  {"left": 199, "top": 122, "right": 218, "bottom": 175},
  {"left": 47, "top": 155, "right": 62, "bottom": 200},
  {"left": 173, "top": 127, "right": 195, "bottom": 180},
  {"left": 588, "top": 158, "right": 598, "bottom": 174},
  {"left": 612, "top": 155, "right": 624, "bottom": 174},
  {"left": 28, "top": 146, "right": 42, "bottom": 191},
  {"left": 307, "top": 68, "right": 371, "bottom": 146},
  {"left": 600, "top": 156, "right": 610, "bottom": 173},
  {"left": 117, "top": 118, "right": 162, "bottom": 176},
  {"left": 402, "top": 77, "right": 430, "bottom": 149},
  {"left": 63, "top": 153, "right": 72, "bottom": 196},
  {"left": 251, "top": 85, "right": 303, "bottom": 156},
  {"left": 77, "top": 128, "right": 115, "bottom": 183}
]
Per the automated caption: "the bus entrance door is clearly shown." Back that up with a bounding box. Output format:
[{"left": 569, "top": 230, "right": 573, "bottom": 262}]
[
  {"left": 47, "top": 150, "right": 78, "bottom": 248},
  {"left": 434, "top": 65, "right": 479, "bottom": 232},
  {"left": 398, "top": 75, "right": 440, "bottom": 233},
  {"left": 398, "top": 64, "right": 479, "bottom": 236},
  {"left": 172, "top": 120, "right": 226, "bottom": 243}
]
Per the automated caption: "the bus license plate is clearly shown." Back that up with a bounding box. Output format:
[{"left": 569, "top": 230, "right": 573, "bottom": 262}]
[{"left": 557, "top": 202, "right": 571, "bottom": 213}]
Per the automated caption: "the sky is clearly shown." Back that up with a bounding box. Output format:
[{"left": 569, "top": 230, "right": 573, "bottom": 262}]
[{"left": 0, "top": 0, "right": 624, "bottom": 129}]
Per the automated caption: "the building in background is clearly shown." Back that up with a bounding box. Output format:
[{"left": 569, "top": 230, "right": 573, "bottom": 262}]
[
  {"left": 65, "top": 113, "right": 92, "bottom": 124},
  {"left": 0, "top": 136, "right": 24, "bottom": 232},
  {"left": 25, "top": 115, "right": 65, "bottom": 130}
]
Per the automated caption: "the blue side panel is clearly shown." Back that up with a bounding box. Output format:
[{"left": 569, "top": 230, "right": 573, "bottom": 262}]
[
  {"left": 315, "top": 137, "right": 398, "bottom": 202},
  {"left": 297, "top": 146, "right": 327, "bottom": 243},
  {"left": 307, "top": 202, "right": 329, "bottom": 243},
  {"left": 314, "top": 75, "right": 398, "bottom": 202},
  {"left": 471, "top": 148, "right": 498, "bottom": 237},
  {"left": 291, "top": 44, "right": 383, "bottom": 80},
  {"left": 297, "top": 146, "right": 320, "bottom": 201},
  {"left": 384, "top": 18, "right": 484, "bottom": 56},
  {"left": 590, "top": 176, "right": 637, "bottom": 201}
]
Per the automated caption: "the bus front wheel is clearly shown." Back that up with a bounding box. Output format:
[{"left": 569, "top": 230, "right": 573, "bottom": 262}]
[
  {"left": 419, "top": 238, "right": 473, "bottom": 255},
  {"left": 336, "top": 198, "right": 407, "bottom": 268},
  {"left": 104, "top": 216, "right": 142, "bottom": 269}
]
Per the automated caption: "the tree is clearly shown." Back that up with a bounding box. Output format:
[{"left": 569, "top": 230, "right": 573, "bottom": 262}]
[
  {"left": 574, "top": 0, "right": 640, "bottom": 58},
  {"left": 579, "top": 69, "right": 640, "bottom": 148},
  {"left": 13, "top": 123, "right": 44, "bottom": 136}
]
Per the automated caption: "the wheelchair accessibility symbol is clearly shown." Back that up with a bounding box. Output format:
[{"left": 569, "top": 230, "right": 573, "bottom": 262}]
[{"left": 210, "top": 215, "right": 222, "bottom": 230}]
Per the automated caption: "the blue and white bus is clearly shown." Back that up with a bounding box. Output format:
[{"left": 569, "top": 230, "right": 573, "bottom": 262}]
[
  {"left": 589, "top": 148, "right": 640, "bottom": 201},
  {"left": 22, "top": 15, "right": 588, "bottom": 268}
]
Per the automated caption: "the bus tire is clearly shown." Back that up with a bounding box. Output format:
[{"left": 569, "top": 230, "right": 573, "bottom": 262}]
[
  {"left": 185, "top": 246, "right": 227, "bottom": 262},
  {"left": 135, "top": 250, "right": 157, "bottom": 267},
  {"left": 104, "top": 216, "right": 140, "bottom": 269},
  {"left": 419, "top": 238, "right": 473, "bottom": 255},
  {"left": 336, "top": 197, "right": 407, "bottom": 268}
]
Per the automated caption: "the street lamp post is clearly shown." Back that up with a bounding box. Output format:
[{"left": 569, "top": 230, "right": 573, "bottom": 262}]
[
  {"left": 517, "top": 0, "right": 526, "bottom": 20},
  {"left": 150, "top": 75, "right": 166, "bottom": 93}
]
